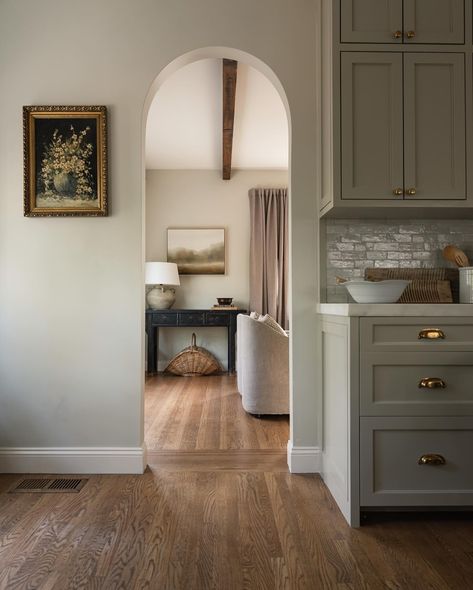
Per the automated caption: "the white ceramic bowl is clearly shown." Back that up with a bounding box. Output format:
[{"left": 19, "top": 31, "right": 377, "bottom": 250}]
[{"left": 344, "top": 279, "right": 410, "bottom": 304}]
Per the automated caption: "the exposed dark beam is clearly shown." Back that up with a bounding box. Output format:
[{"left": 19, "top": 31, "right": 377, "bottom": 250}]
[{"left": 222, "top": 59, "right": 238, "bottom": 180}]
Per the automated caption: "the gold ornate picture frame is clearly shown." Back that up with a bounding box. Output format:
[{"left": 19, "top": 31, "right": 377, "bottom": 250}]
[{"left": 23, "top": 106, "right": 108, "bottom": 217}]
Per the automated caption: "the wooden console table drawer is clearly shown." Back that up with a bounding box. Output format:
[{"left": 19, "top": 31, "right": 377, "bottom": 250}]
[
  {"left": 360, "top": 317, "right": 473, "bottom": 352},
  {"left": 206, "top": 312, "right": 230, "bottom": 326},
  {"left": 150, "top": 312, "right": 178, "bottom": 325},
  {"left": 360, "top": 417, "right": 473, "bottom": 507},
  {"left": 178, "top": 312, "right": 205, "bottom": 325},
  {"left": 360, "top": 351, "right": 473, "bottom": 416}
]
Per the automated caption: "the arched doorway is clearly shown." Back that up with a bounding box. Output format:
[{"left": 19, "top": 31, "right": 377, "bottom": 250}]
[{"left": 142, "top": 48, "right": 292, "bottom": 459}]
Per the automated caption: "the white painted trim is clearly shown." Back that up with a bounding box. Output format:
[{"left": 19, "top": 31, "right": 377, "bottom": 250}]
[
  {"left": 287, "top": 440, "right": 322, "bottom": 473},
  {"left": 0, "top": 445, "right": 147, "bottom": 474},
  {"left": 321, "top": 453, "right": 352, "bottom": 524}
]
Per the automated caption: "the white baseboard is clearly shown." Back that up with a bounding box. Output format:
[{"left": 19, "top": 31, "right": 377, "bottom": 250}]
[
  {"left": 287, "top": 441, "right": 321, "bottom": 473},
  {"left": 0, "top": 445, "right": 147, "bottom": 474}
]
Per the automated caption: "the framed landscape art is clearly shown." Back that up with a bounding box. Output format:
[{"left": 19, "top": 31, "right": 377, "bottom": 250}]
[
  {"left": 167, "top": 228, "right": 225, "bottom": 275},
  {"left": 23, "top": 106, "right": 108, "bottom": 216}
]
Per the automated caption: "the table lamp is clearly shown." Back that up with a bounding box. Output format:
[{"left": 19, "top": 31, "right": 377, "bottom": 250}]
[{"left": 145, "top": 262, "right": 180, "bottom": 309}]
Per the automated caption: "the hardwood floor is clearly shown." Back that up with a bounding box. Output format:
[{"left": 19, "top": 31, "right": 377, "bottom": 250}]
[
  {"left": 145, "top": 374, "right": 289, "bottom": 451},
  {"left": 1, "top": 377, "right": 472, "bottom": 588},
  {"left": 1, "top": 467, "right": 473, "bottom": 589}
]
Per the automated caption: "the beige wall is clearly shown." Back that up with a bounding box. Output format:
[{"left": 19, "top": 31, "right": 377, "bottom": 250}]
[
  {"left": 146, "top": 169, "right": 288, "bottom": 369},
  {"left": 0, "top": 0, "right": 320, "bottom": 459}
]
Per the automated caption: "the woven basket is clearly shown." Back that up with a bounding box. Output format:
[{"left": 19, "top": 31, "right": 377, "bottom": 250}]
[{"left": 164, "top": 333, "right": 222, "bottom": 377}]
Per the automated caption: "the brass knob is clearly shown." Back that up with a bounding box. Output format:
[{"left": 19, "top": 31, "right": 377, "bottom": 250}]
[
  {"left": 418, "top": 453, "right": 446, "bottom": 466},
  {"left": 406, "top": 188, "right": 416, "bottom": 196},
  {"left": 393, "top": 188, "right": 403, "bottom": 196},
  {"left": 418, "top": 329, "right": 445, "bottom": 340},
  {"left": 392, "top": 30, "right": 402, "bottom": 39},
  {"left": 418, "top": 377, "right": 446, "bottom": 389},
  {"left": 406, "top": 30, "right": 416, "bottom": 39}
]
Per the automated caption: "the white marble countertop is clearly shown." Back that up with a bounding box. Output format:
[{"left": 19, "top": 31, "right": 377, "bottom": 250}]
[{"left": 318, "top": 303, "right": 473, "bottom": 317}]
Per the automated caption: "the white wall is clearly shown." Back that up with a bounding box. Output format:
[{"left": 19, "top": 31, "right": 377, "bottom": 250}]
[
  {"left": 146, "top": 169, "right": 288, "bottom": 370},
  {"left": 0, "top": 0, "right": 320, "bottom": 470}
]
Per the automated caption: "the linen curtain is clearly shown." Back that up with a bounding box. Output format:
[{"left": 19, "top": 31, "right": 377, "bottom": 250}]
[{"left": 249, "top": 187, "right": 288, "bottom": 329}]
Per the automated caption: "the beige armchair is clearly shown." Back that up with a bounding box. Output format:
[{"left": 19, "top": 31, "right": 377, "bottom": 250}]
[{"left": 237, "top": 314, "right": 289, "bottom": 415}]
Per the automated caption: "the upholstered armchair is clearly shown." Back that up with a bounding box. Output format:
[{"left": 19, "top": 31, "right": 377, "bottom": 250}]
[{"left": 236, "top": 314, "right": 289, "bottom": 415}]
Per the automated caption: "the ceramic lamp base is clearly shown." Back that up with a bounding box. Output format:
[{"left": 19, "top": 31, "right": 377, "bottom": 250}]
[{"left": 147, "top": 285, "right": 176, "bottom": 309}]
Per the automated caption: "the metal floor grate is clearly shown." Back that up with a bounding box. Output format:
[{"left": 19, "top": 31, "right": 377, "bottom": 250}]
[{"left": 9, "top": 478, "right": 88, "bottom": 493}]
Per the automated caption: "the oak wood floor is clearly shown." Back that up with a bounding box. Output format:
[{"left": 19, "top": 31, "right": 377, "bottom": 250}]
[
  {"left": 145, "top": 374, "right": 289, "bottom": 451},
  {"left": 1, "top": 377, "right": 472, "bottom": 588},
  {"left": 1, "top": 467, "right": 473, "bottom": 589}
]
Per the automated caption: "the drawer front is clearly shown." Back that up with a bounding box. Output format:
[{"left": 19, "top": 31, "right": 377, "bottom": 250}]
[
  {"left": 361, "top": 317, "right": 473, "bottom": 352},
  {"left": 360, "top": 416, "right": 473, "bottom": 507},
  {"left": 178, "top": 312, "right": 205, "bottom": 326},
  {"left": 206, "top": 312, "right": 230, "bottom": 326},
  {"left": 150, "top": 312, "right": 177, "bottom": 325},
  {"left": 360, "top": 352, "right": 473, "bottom": 416}
]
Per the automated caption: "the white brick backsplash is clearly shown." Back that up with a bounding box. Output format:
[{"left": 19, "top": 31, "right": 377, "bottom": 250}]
[
  {"left": 387, "top": 251, "right": 412, "bottom": 260},
  {"left": 374, "top": 242, "right": 402, "bottom": 251},
  {"left": 325, "top": 219, "right": 473, "bottom": 301},
  {"left": 393, "top": 234, "right": 412, "bottom": 242}
]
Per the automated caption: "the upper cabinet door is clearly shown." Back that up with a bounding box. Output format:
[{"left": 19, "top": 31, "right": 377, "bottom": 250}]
[
  {"left": 403, "top": 0, "right": 464, "bottom": 44},
  {"left": 403, "top": 53, "right": 466, "bottom": 200},
  {"left": 341, "top": 53, "right": 404, "bottom": 200},
  {"left": 341, "top": 0, "right": 403, "bottom": 43}
]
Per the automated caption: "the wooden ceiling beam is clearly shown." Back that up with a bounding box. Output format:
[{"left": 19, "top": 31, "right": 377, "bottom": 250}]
[{"left": 222, "top": 59, "right": 238, "bottom": 180}]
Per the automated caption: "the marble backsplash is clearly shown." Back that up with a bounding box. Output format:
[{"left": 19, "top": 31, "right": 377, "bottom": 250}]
[{"left": 325, "top": 219, "right": 473, "bottom": 302}]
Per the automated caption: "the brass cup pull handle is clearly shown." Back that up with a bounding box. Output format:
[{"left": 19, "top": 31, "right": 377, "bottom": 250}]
[
  {"left": 418, "top": 329, "right": 445, "bottom": 340},
  {"left": 406, "top": 30, "right": 416, "bottom": 39},
  {"left": 393, "top": 188, "right": 403, "bottom": 196},
  {"left": 418, "top": 377, "right": 446, "bottom": 389},
  {"left": 418, "top": 453, "right": 446, "bottom": 466},
  {"left": 406, "top": 187, "right": 416, "bottom": 196},
  {"left": 392, "top": 30, "right": 402, "bottom": 39}
]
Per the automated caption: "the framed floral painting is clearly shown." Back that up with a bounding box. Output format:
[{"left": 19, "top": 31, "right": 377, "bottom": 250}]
[{"left": 23, "top": 106, "right": 108, "bottom": 216}]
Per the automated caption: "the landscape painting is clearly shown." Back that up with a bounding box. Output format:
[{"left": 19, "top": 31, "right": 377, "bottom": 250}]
[
  {"left": 23, "top": 106, "right": 108, "bottom": 216},
  {"left": 167, "top": 228, "right": 225, "bottom": 275}
]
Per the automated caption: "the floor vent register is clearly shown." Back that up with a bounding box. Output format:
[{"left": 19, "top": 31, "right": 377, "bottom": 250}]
[{"left": 9, "top": 478, "right": 88, "bottom": 493}]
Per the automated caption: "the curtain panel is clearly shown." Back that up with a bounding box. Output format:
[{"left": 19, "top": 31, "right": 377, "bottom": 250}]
[{"left": 248, "top": 187, "right": 288, "bottom": 329}]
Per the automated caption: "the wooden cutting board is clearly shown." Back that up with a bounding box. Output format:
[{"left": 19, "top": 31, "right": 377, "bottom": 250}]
[{"left": 364, "top": 268, "right": 459, "bottom": 303}]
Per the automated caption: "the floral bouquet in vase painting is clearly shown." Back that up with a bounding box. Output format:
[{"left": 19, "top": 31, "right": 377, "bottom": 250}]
[
  {"left": 24, "top": 106, "right": 107, "bottom": 216},
  {"left": 38, "top": 125, "right": 97, "bottom": 207}
]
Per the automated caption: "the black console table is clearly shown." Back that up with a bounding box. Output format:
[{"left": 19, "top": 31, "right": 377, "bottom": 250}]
[{"left": 145, "top": 309, "right": 246, "bottom": 374}]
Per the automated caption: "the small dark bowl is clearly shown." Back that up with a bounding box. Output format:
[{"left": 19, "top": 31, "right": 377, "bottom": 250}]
[{"left": 217, "top": 297, "right": 233, "bottom": 306}]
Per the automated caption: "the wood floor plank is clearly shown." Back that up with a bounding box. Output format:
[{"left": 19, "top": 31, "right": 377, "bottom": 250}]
[
  {"left": 266, "top": 473, "right": 335, "bottom": 589},
  {"left": 196, "top": 377, "right": 223, "bottom": 449},
  {"left": 147, "top": 449, "right": 288, "bottom": 471},
  {"left": 214, "top": 472, "right": 244, "bottom": 590},
  {"left": 236, "top": 472, "right": 276, "bottom": 589}
]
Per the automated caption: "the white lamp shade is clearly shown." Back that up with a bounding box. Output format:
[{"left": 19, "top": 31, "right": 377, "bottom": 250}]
[{"left": 145, "top": 262, "right": 180, "bottom": 286}]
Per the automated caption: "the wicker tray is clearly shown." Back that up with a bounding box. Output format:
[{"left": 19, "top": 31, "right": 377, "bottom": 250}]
[{"left": 164, "top": 333, "right": 222, "bottom": 377}]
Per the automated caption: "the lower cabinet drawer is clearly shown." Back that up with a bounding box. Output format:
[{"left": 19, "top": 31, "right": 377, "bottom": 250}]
[
  {"left": 360, "top": 317, "right": 473, "bottom": 352},
  {"left": 360, "top": 352, "right": 473, "bottom": 416},
  {"left": 360, "top": 417, "right": 473, "bottom": 507}
]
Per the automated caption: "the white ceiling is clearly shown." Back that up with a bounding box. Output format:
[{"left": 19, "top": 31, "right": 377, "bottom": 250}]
[{"left": 145, "top": 59, "right": 289, "bottom": 170}]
